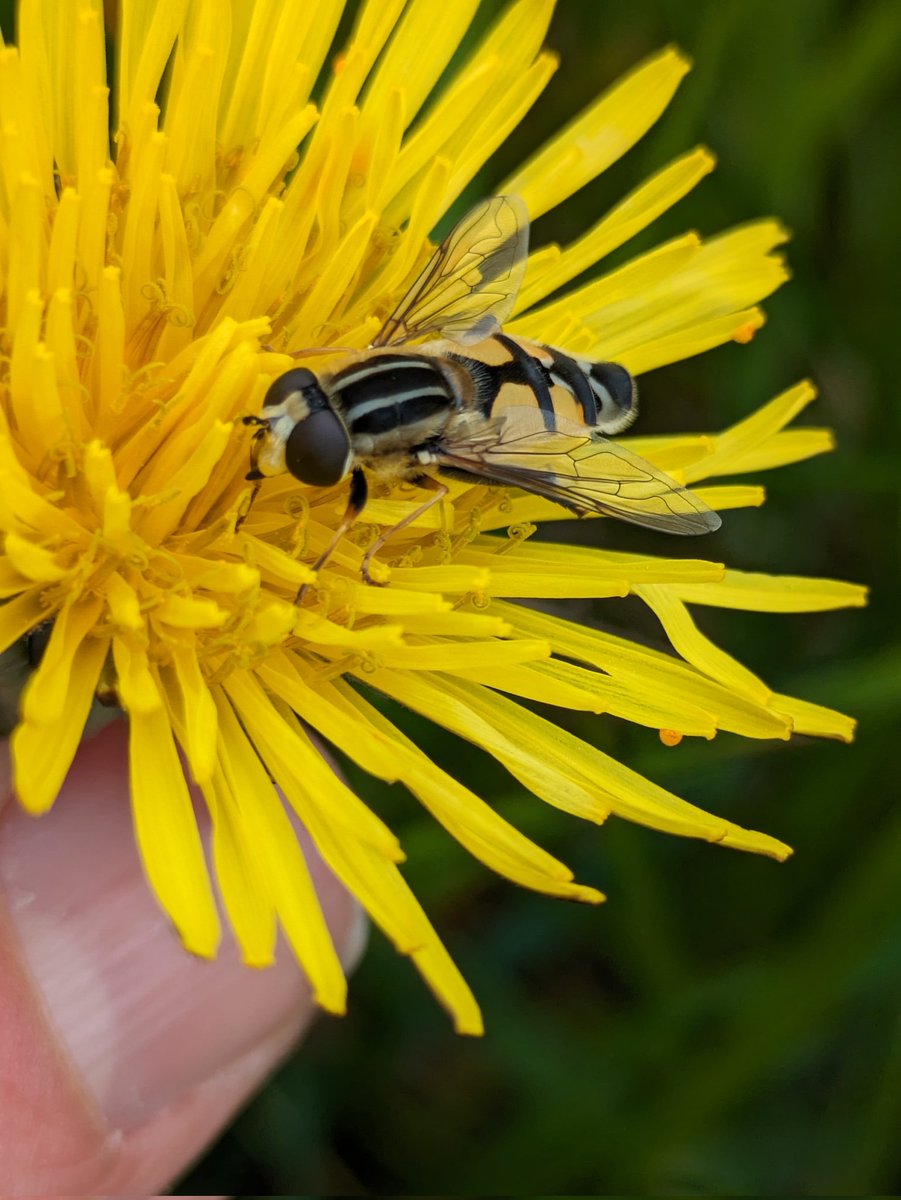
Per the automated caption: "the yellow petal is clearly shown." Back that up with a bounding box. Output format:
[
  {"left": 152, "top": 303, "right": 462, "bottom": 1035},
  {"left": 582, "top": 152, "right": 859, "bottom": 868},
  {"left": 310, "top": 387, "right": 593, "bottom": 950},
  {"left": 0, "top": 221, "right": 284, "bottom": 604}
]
[
  {"left": 112, "top": 636, "right": 162, "bottom": 714},
  {"left": 498, "top": 601, "right": 792, "bottom": 741},
  {"left": 267, "top": 658, "right": 603, "bottom": 903},
  {"left": 693, "top": 484, "right": 766, "bottom": 511},
  {"left": 771, "top": 694, "right": 856, "bottom": 743},
  {"left": 387, "top": 564, "right": 491, "bottom": 593},
  {"left": 455, "top": 539, "right": 723, "bottom": 600},
  {"left": 635, "top": 583, "right": 773, "bottom": 706},
  {"left": 365, "top": 666, "right": 610, "bottom": 823},
  {"left": 155, "top": 594, "right": 228, "bottom": 629},
  {"left": 266, "top": 693, "right": 484, "bottom": 1033},
  {"left": 167, "top": 642, "right": 219, "bottom": 784},
  {"left": 370, "top": 637, "right": 550, "bottom": 673},
  {"left": 433, "top": 675, "right": 792, "bottom": 859},
  {"left": 0, "top": 589, "right": 51, "bottom": 654},
  {"left": 12, "top": 630, "right": 108, "bottom": 815},
  {"left": 364, "top": 0, "right": 481, "bottom": 132},
  {"left": 685, "top": 380, "right": 819, "bottom": 482},
  {"left": 518, "top": 147, "right": 716, "bottom": 311},
  {"left": 203, "top": 771, "right": 279, "bottom": 970},
  {"left": 225, "top": 668, "right": 404, "bottom": 861},
  {"left": 503, "top": 46, "right": 692, "bottom": 220},
  {"left": 3, "top": 531, "right": 68, "bottom": 581},
  {"left": 670, "top": 570, "right": 869, "bottom": 613},
  {"left": 212, "top": 691, "right": 348, "bottom": 1009},
  {"left": 21, "top": 598, "right": 104, "bottom": 725},
  {"left": 129, "top": 704, "right": 221, "bottom": 957},
  {"left": 721, "top": 428, "right": 835, "bottom": 474}
]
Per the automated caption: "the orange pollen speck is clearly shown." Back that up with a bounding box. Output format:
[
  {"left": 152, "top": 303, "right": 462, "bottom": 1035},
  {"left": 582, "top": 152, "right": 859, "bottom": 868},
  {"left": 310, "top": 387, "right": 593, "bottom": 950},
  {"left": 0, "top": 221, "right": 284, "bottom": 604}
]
[
  {"left": 659, "top": 728, "right": 684, "bottom": 747},
  {"left": 733, "top": 322, "right": 758, "bottom": 344}
]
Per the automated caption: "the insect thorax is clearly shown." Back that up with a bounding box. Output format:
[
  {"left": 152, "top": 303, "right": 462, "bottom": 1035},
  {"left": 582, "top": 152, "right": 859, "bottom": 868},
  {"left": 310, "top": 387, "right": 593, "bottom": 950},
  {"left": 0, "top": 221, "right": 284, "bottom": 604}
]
[{"left": 325, "top": 351, "right": 470, "bottom": 460}]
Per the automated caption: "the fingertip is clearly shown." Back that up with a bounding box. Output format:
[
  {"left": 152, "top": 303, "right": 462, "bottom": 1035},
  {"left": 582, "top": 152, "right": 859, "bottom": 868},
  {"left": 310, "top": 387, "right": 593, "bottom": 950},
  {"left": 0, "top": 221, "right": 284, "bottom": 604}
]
[{"left": 0, "top": 719, "right": 363, "bottom": 1193}]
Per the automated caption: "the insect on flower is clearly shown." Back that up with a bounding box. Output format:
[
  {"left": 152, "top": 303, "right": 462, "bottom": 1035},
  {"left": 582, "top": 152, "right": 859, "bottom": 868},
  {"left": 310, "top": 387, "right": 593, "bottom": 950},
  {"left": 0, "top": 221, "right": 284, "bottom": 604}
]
[{"left": 243, "top": 195, "right": 721, "bottom": 583}]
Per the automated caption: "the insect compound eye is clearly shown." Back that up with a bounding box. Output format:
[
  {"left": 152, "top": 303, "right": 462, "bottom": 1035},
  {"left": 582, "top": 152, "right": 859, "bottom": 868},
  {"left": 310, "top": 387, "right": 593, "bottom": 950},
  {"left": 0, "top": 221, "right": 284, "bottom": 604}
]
[
  {"left": 589, "top": 361, "right": 638, "bottom": 431},
  {"left": 284, "top": 407, "right": 352, "bottom": 486},
  {"left": 262, "top": 367, "right": 321, "bottom": 408}
]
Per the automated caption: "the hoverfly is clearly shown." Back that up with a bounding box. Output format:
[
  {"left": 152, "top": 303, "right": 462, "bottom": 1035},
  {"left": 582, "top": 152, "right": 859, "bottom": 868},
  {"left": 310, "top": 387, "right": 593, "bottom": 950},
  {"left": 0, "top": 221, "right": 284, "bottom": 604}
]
[{"left": 243, "top": 195, "right": 720, "bottom": 583}]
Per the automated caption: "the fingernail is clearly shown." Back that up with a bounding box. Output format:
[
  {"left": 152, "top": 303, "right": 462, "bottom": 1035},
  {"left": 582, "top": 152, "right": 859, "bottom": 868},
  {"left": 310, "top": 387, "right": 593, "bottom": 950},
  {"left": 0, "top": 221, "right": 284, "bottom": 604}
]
[{"left": 0, "top": 720, "right": 361, "bottom": 1131}]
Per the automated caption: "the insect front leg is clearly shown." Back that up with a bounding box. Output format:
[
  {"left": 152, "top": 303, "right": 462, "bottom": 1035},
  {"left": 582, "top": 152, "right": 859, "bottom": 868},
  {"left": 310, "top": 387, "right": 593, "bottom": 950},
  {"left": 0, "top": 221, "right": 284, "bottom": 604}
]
[
  {"left": 235, "top": 422, "right": 267, "bottom": 531},
  {"left": 297, "top": 467, "right": 369, "bottom": 602},
  {"left": 261, "top": 344, "right": 357, "bottom": 359}
]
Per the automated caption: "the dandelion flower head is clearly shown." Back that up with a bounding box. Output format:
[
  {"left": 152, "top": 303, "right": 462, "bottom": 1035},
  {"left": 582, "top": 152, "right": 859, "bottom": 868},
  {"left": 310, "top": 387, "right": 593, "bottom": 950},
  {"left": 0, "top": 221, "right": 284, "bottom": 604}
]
[{"left": 0, "top": 0, "right": 866, "bottom": 1033}]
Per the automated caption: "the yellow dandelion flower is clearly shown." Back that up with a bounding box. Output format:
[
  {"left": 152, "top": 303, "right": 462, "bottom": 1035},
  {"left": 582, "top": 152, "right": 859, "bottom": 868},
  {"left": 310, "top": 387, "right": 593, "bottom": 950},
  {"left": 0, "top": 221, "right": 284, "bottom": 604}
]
[{"left": 0, "top": 0, "right": 865, "bottom": 1035}]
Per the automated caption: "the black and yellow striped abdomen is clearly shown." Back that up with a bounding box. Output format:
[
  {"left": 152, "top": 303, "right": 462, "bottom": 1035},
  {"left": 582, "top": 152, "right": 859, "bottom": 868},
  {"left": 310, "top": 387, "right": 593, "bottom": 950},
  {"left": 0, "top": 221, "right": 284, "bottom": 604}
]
[{"left": 441, "top": 334, "right": 638, "bottom": 435}]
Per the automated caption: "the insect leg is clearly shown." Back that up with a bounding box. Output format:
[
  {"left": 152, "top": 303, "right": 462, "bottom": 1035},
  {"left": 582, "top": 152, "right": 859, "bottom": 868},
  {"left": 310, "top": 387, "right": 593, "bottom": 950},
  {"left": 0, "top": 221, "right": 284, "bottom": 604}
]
[
  {"left": 236, "top": 428, "right": 265, "bottom": 531},
  {"left": 25, "top": 619, "right": 54, "bottom": 667},
  {"left": 297, "top": 467, "right": 369, "bottom": 602},
  {"left": 261, "top": 344, "right": 358, "bottom": 358},
  {"left": 361, "top": 476, "right": 449, "bottom": 586}
]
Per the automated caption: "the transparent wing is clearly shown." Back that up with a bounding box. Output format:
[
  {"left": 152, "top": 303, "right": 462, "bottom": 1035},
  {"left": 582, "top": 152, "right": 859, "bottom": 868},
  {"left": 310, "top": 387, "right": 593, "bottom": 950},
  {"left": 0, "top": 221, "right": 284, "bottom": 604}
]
[
  {"left": 435, "top": 407, "right": 721, "bottom": 535},
  {"left": 373, "top": 195, "right": 529, "bottom": 348}
]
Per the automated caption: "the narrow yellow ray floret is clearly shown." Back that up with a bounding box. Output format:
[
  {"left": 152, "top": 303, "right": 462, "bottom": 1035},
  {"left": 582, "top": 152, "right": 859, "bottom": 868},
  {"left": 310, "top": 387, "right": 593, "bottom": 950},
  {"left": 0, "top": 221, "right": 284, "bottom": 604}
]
[{"left": 0, "top": 0, "right": 864, "bottom": 1033}]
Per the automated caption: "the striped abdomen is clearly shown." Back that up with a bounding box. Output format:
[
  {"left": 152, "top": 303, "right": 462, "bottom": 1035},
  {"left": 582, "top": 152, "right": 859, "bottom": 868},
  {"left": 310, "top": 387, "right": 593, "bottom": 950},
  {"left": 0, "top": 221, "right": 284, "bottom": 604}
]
[
  {"left": 327, "top": 353, "right": 458, "bottom": 454},
  {"left": 445, "top": 334, "right": 638, "bottom": 434}
]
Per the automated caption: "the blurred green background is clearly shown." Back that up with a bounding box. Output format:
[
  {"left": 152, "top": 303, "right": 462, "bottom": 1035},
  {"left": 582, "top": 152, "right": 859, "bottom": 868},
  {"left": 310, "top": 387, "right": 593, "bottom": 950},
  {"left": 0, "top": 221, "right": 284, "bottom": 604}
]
[
  {"left": 186, "top": 1, "right": 899, "bottom": 1194},
  {"left": 6, "top": 0, "right": 898, "bottom": 1193}
]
